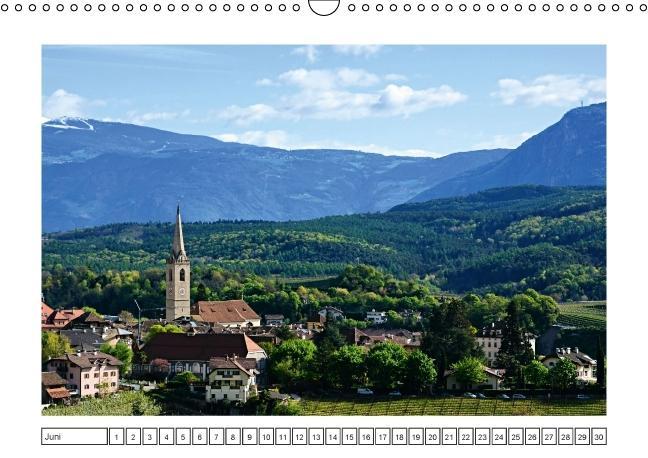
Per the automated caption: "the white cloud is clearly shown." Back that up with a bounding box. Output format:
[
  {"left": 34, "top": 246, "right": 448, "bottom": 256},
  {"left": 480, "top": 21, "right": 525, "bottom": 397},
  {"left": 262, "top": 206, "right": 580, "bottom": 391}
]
[
  {"left": 291, "top": 45, "right": 318, "bottom": 63},
  {"left": 126, "top": 109, "right": 191, "bottom": 125},
  {"left": 42, "top": 89, "right": 105, "bottom": 119},
  {"left": 278, "top": 67, "right": 380, "bottom": 90},
  {"left": 219, "top": 74, "right": 466, "bottom": 125},
  {"left": 471, "top": 131, "right": 536, "bottom": 150},
  {"left": 213, "top": 129, "right": 441, "bottom": 158},
  {"left": 333, "top": 45, "right": 383, "bottom": 57},
  {"left": 492, "top": 74, "right": 606, "bottom": 107},
  {"left": 256, "top": 78, "right": 277, "bottom": 87},
  {"left": 219, "top": 103, "right": 291, "bottom": 126},
  {"left": 385, "top": 73, "right": 408, "bottom": 82}
]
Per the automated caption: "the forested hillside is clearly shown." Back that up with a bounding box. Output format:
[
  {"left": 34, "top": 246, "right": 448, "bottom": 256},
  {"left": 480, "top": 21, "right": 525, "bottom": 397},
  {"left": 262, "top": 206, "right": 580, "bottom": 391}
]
[{"left": 43, "top": 185, "right": 605, "bottom": 305}]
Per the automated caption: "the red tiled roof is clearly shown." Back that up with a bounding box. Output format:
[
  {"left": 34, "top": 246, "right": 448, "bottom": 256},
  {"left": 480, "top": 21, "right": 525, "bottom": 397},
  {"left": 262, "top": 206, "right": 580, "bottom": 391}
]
[
  {"left": 41, "top": 302, "right": 54, "bottom": 323},
  {"left": 46, "top": 387, "right": 71, "bottom": 399},
  {"left": 143, "top": 333, "right": 265, "bottom": 362},
  {"left": 193, "top": 300, "right": 260, "bottom": 324}
]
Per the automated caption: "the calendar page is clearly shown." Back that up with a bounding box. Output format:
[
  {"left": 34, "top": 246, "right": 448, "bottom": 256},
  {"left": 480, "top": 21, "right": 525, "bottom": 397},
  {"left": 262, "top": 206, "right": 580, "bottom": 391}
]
[{"left": 0, "top": 2, "right": 645, "bottom": 456}]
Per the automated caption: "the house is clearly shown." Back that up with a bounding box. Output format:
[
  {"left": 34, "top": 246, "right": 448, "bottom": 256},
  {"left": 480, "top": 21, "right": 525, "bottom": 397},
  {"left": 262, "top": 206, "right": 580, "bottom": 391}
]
[
  {"left": 59, "top": 329, "right": 105, "bottom": 352},
  {"left": 318, "top": 306, "right": 345, "bottom": 321},
  {"left": 44, "top": 351, "right": 122, "bottom": 398},
  {"left": 134, "top": 333, "right": 268, "bottom": 381},
  {"left": 102, "top": 327, "right": 134, "bottom": 347},
  {"left": 42, "top": 372, "right": 71, "bottom": 404},
  {"left": 306, "top": 313, "right": 326, "bottom": 331},
  {"left": 192, "top": 300, "right": 261, "bottom": 328},
  {"left": 41, "top": 302, "right": 54, "bottom": 325},
  {"left": 264, "top": 314, "right": 285, "bottom": 326},
  {"left": 366, "top": 309, "right": 387, "bottom": 325},
  {"left": 444, "top": 367, "right": 506, "bottom": 390},
  {"left": 42, "top": 307, "right": 85, "bottom": 331},
  {"left": 541, "top": 347, "right": 597, "bottom": 384},
  {"left": 69, "top": 311, "right": 108, "bottom": 329},
  {"left": 475, "top": 322, "right": 536, "bottom": 368},
  {"left": 205, "top": 356, "right": 259, "bottom": 403}
]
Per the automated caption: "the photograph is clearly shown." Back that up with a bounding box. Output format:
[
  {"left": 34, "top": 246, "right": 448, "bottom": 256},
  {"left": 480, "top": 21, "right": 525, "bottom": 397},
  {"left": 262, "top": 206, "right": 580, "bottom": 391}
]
[{"left": 40, "top": 44, "right": 606, "bottom": 416}]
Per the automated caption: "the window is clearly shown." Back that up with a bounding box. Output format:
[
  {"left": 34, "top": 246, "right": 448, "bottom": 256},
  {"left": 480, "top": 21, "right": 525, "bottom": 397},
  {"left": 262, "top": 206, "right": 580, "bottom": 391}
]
[
  {"left": 94, "top": 373, "right": 99, "bottom": 378},
  {"left": 111, "top": 371, "right": 116, "bottom": 376},
  {"left": 84, "top": 384, "right": 89, "bottom": 389},
  {"left": 236, "top": 394, "right": 239, "bottom": 399},
  {"left": 180, "top": 269, "right": 185, "bottom": 281},
  {"left": 494, "top": 342, "right": 497, "bottom": 348},
  {"left": 168, "top": 269, "right": 173, "bottom": 281},
  {"left": 223, "top": 394, "right": 228, "bottom": 400},
  {"left": 103, "top": 372, "right": 109, "bottom": 377},
  {"left": 84, "top": 373, "right": 89, "bottom": 379},
  {"left": 69, "top": 373, "right": 73, "bottom": 379},
  {"left": 488, "top": 342, "right": 491, "bottom": 347},
  {"left": 111, "top": 382, "right": 116, "bottom": 387}
]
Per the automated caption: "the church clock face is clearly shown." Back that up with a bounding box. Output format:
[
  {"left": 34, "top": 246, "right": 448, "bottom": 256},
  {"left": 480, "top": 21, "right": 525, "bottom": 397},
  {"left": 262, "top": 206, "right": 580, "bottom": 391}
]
[{"left": 178, "top": 287, "right": 186, "bottom": 296}]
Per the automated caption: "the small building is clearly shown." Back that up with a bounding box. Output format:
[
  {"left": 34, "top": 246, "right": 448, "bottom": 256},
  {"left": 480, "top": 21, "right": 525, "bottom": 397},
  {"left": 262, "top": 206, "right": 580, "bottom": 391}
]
[
  {"left": 444, "top": 366, "right": 506, "bottom": 391},
  {"left": 42, "top": 307, "right": 85, "bottom": 331},
  {"left": 45, "top": 351, "right": 122, "bottom": 398},
  {"left": 475, "top": 322, "right": 536, "bottom": 368},
  {"left": 192, "top": 300, "right": 261, "bottom": 328},
  {"left": 318, "top": 306, "right": 345, "bottom": 321},
  {"left": 264, "top": 314, "right": 285, "bottom": 326},
  {"left": 42, "top": 371, "right": 71, "bottom": 404},
  {"left": 366, "top": 309, "right": 387, "bottom": 325},
  {"left": 541, "top": 347, "right": 597, "bottom": 384},
  {"left": 134, "top": 333, "right": 268, "bottom": 381},
  {"left": 59, "top": 329, "right": 105, "bottom": 352},
  {"left": 205, "top": 356, "right": 259, "bottom": 403},
  {"left": 306, "top": 313, "right": 326, "bottom": 331}
]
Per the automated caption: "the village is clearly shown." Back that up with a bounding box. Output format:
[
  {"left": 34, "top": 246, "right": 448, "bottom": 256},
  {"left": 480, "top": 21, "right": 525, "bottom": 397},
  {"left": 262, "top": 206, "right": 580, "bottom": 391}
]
[{"left": 41, "top": 207, "right": 604, "bottom": 415}]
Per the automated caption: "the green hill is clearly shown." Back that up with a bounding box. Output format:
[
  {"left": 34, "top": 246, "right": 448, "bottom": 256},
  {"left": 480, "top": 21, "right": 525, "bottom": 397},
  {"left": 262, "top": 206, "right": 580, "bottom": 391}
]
[{"left": 43, "top": 185, "right": 605, "bottom": 301}]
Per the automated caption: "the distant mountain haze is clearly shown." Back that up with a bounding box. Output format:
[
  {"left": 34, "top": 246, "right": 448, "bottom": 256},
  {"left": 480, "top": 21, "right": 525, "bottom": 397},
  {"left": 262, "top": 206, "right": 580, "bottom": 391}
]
[
  {"left": 42, "top": 118, "right": 509, "bottom": 232},
  {"left": 42, "top": 102, "right": 605, "bottom": 232},
  {"left": 409, "top": 103, "right": 606, "bottom": 202}
]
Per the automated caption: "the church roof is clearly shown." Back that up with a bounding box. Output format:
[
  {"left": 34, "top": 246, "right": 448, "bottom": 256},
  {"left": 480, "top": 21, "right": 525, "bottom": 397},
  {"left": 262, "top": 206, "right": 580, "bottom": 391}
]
[
  {"left": 193, "top": 300, "right": 261, "bottom": 325},
  {"left": 142, "top": 333, "right": 265, "bottom": 361}
]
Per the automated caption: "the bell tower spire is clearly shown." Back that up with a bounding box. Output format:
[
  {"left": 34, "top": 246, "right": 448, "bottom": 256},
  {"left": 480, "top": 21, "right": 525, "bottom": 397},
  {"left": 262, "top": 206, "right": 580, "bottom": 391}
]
[
  {"left": 166, "top": 204, "right": 190, "bottom": 321},
  {"left": 171, "top": 204, "right": 187, "bottom": 260}
]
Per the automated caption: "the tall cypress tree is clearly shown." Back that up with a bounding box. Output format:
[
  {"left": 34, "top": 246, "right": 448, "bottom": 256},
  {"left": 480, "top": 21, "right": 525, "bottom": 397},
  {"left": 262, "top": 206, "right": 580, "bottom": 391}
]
[{"left": 496, "top": 296, "right": 535, "bottom": 388}]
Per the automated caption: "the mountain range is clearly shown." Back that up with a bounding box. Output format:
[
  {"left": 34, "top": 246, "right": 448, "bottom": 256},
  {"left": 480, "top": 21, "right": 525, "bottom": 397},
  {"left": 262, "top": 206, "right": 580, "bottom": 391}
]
[{"left": 42, "top": 103, "right": 605, "bottom": 232}]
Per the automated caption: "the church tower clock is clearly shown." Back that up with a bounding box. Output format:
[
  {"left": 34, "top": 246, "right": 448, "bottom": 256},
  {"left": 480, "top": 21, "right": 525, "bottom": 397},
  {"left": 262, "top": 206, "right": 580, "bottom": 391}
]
[{"left": 165, "top": 205, "right": 190, "bottom": 320}]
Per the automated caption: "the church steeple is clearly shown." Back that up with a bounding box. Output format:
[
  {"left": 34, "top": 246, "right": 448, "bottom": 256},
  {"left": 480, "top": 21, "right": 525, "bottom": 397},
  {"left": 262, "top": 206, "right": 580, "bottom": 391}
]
[
  {"left": 166, "top": 204, "right": 190, "bottom": 321},
  {"left": 171, "top": 204, "right": 187, "bottom": 261}
]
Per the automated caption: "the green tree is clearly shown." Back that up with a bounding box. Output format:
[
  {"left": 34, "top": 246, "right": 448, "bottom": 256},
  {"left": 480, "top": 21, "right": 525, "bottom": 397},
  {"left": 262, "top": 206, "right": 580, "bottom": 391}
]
[
  {"left": 144, "top": 323, "right": 183, "bottom": 343},
  {"left": 272, "top": 400, "right": 302, "bottom": 415},
  {"left": 82, "top": 306, "right": 103, "bottom": 318},
  {"left": 330, "top": 345, "right": 366, "bottom": 390},
  {"left": 269, "top": 339, "right": 317, "bottom": 390},
  {"left": 173, "top": 371, "right": 200, "bottom": 385},
  {"left": 451, "top": 356, "right": 487, "bottom": 390},
  {"left": 523, "top": 360, "right": 549, "bottom": 387},
  {"left": 422, "top": 299, "right": 482, "bottom": 387},
  {"left": 549, "top": 358, "right": 578, "bottom": 391},
  {"left": 100, "top": 341, "right": 134, "bottom": 374},
  {"left": 42, "top": 331, "right": 72, "bottom": 362},
  {"left": 403, "top": 350, "right": 436, "bottom": 394},
  {"left": 496, "top": 296, "right": 535, "bottom": 387},
  {"left": 366, "top": 341, "right": 408, "bottom": 391}
]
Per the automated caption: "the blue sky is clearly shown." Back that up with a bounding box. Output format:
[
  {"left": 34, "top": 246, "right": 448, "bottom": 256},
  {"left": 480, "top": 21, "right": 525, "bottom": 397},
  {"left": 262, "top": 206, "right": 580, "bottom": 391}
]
[{"left": 42, "top": 45, "right": 605, "bottom": 157}]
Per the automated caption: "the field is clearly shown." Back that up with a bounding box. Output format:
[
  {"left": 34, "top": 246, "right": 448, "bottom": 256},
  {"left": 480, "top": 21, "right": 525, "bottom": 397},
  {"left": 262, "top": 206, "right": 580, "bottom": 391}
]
[
  {"left": 557, "top": 301, "right": 606, "bottom": 330},
  {"left": 300, "top": 397, "right": 606, "bottom": 416}
]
